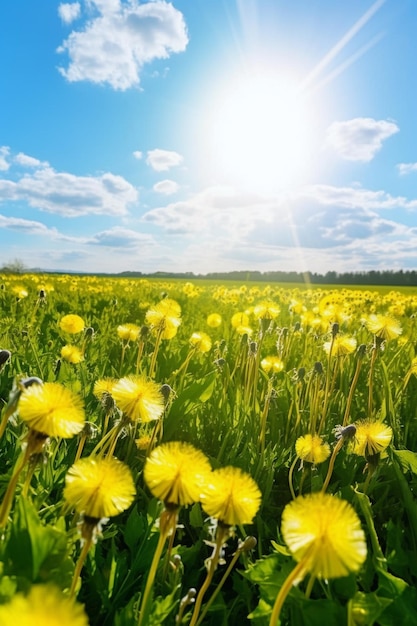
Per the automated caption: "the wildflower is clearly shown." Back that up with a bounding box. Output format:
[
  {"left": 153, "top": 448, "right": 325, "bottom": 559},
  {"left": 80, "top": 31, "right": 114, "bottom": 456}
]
[
  {"left": 235, "top": 325, "right": 253, "bottom": 337},
  {"left": 281, "top": 492, "right": 367, "bottom": 579},
  {"left": 207, "top": 313, "right": 222, "bottom": 328},
  {"left": 200, "top": 466, "right": 261, "bottom": 526},
  {"left": 253, "top": 301, "right": 280, "bottom": 320},
  {"left": 61, "top": 345, "right": 84, "bottom": 364},
  {"left": 135, "top": 435, "right": 152, "bottom": 450},
  {"left": 352, "top": 420, "right": 393, "bottom": 458},
  {"left": 145, "top": 298, "right": 181, "bottom": 339},
  {"left": 231, "top": 312, "right": 249, "bottom": 328},
  {"left": 261, "top": 355, "right": 284, "bottom": 374},
  {"left": 111, "top": 376, "right": 164, "bottom": 423},
  {"left": 295, "top": 434, "right": 330, "bottom": 465},
  {"left": 18, "top": 382, "right": 85, "bottom": 438},
  {"left": 0, "top": 584, "right": 88, "bottom": 626},
  {"left": 144, "top": 441, "right": 212, "bottom": 506},
  {"left": 64, "top": 456, "right": 136, "bottom": 519},
  {"left": 59, "top": 314, "right": 85, "bottom": 334},
  {"left": 93, "top": 377, "right": 117, "bottom": 399},
  {"left": 323, "top": 335, "right": 357, "bottom": 357},
  {"left": 190, "top": 331, "right": 212, "bottom": 353},
  {"left": 117, "top": 323, "right": 140, "bottom": 342},
  {"left": 365, "top": 314, "right": 402, "bottom": 341}
]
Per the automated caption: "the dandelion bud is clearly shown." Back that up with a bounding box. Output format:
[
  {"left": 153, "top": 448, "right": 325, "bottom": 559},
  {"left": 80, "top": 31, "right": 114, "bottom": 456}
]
[
  {"left": 39, "top": 289, "right": 46, "bottom": 299},
  {"left": 0, "top": 349, "right": 11, "bottom": 367},
  {"left": 54, "top": 359, "right": 62, "bottom": 377},
  {"left": 297, "top": 367, "right": 306, "bottom": 381},
  {"left": 140, "top": 325, "right": 149, "bottom": 338},
  {"left": 334, "top": 423, "right": 357, "bottom": 442},
  {"left": 84, "top": 326, "right": 95, "bottom": 339},
  {"left": 294, "top": 322, "right": 301, "bottom": 332},
  {"left": 314, "top": 361, "right": 323, "bottom": 375},
  {"left": 331, "top": 322, "right": 339, "bottom": 337},
  {"left": 160, "top": 383, "right": 174, "bottom": 404},
  {"left": 281, "top": 327, "right": 289, "bottom": 337},
  {"left": 215, "top": 357, "right": 226, "bottom": 368},
  {"left": 21, "top": 376, "right": 43, "bottom": 388},
  {"left": 249, "top": 341, "right": 257, "bottom": 355},
  {"left": 240, "top": 536, "right": 257, "bottom": 552},
  {"left": 357, "top": 343, "right": 367, "bottom": 359}
]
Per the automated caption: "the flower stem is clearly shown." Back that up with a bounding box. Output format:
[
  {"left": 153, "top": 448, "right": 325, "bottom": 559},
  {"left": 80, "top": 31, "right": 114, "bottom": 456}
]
[
  {"left": 0, "top": 445, "right": 31, "bottom": 529},
  {"left": 269, "top": 558, "right": 307, "bottom": 626},
  {"left": 321, "top": 438, "right": 344, "bottom": 493},
  {"left": 69, "top": 532, "right": 94, "bottom": 598},
  {"left": 189, "top": 524, "right": 229, "bottom": 626}
]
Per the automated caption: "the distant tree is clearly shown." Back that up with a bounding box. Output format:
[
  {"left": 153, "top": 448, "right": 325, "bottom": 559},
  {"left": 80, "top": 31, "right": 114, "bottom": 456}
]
[{"left": 1, "top": 258, "right": 27, "bottom": 274}]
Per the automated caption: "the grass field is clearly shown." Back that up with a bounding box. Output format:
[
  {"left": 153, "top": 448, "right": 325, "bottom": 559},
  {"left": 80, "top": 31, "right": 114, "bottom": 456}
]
[{"left": 1, "top": 272, "right": 417, "bottom": 625}]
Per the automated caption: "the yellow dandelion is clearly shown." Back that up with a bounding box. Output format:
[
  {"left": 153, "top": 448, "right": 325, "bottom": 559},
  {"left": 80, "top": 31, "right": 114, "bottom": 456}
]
[
  {"left": 231, "top": 312, "right": 249, "bottom": 328},
  {"left": 0, "top": 584, "right": 88, "bottom": 626},
  {"left": 352, "top": 420, "right": 393, "bottom": 457},
  {"left": 61, "top": 344, "right": 84, "bottom": 364},
  {"left": 323, "top": 335, "right": 357, "bottom": 357},
  {"left": 117, "top": 323, "right": 140, "bottom": 342},
  {"left": 64, "top": 456, "right": 136, "bottom": 519},
  {"left": 135, "top": 435, "right": 152, "bottom": 450},
  {"left": 365, "top": 314, "right": 402, "bottom": 341},
  {"left": 295, "top": 434, "right": 330, "bottom": 465},
  {"left": 261, "top": 356, "right": 284, "bottom": 374},
  {"left": 144, "top": 441, "right": 212, "bottom": 506},
  {"left": 18, "top": 382, "right": 85, "bottom": 438},
  {"left": 253, "top": 301, "right": 280, "bottom": 320},
  {"left": 200, "top": 466, "right": 261, "bottom": 526},
  {"left": 145, "top": 298, "right": 181, "bottom": 339},
  {"left": 190, "top": 331, "right": 212, "bottom": 353},
  {"left": 111, "top": 376, "right": 164, "bottom": 423},
  {"left": 282, "top": 492, "right": 367, "bottom": 579},
  {"left": 59, "top": 314, "right": 85, "bottom": 334},
  {"left": 206, "top": 313, "right": 222, "bottom": 328},
  {"left": 235, "top": 325, "right": 253, "bottom": 337},
  {"left": 93, "top": 377, "right": 117, "bottom": 399}
]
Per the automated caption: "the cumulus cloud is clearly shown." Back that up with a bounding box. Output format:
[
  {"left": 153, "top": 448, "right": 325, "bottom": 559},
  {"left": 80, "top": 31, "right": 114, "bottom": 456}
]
[
  {"left": 0, "top": 146, "right": 10, "bottom": 171},
  {"left": 58, "top": 2, "right": 81, "bottom": 24},
  {"left": 0, "top": 214, "right": 73, "bottom": 240},
  {"left": 57, "top": 0, "right": 188, "bottom": 90},
  {"left": 146, "top": 149, "right": 183, "bottom": 171},
  {"left": 397, "top": 162, "right": 417, "bottom": 176},
  {"left": 326, "top": 117, "right": 399, "bottom": 161},
  {"left": 14, "top": 152, "right": 49, "bottom": 168},
  {"left": 153, "top": 179, "right": 180, "bottom": 195},
  {"left": 0, "top": 166, "right": 138, "bottom": 217},
  {"left": 89, "top": 226, "right": 155, "bottom": 247}
]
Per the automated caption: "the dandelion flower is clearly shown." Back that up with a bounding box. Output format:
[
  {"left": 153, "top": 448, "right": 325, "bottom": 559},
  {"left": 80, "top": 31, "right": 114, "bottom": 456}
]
[
  {"left": 236, "top": 325, "right": 253, "bottom": 337},
  {"left": 253, "top": 301, "right": 280, "bottom": 320},
  {"left": 207, "top": 313, "right": 222, "bottom": 328},
  {"left": 282, "top": 492, "right": 367, "bottom": 579},
  {"left": 261, "top": 356, "right": 284, "bottom": 374},
  {"left": 144, "top": 441, "right": 211, "bottom": 506},
  {"left": 295, "top": 434, "right": 331, "bottom": 465},
  {"left": 18, "top": 382, "right": 85, "bottom": 438},
  {"left": 365, "top": 314, "right": 402, "bottom": 341},
  {"left": 93, "top": 377, "right": 117, "bottom": 399},
  {"left": 61, "top": 345, "right": 84, "bottom": 364},
  {"left": 64, "top": 456, "right": 136, "bottom": 519},
  {"left": 323, "top": 336, "right": 357, "bottom": 357},
  {"left": 352, "top": 420, "right": 393, "bottom": 458},
  {"left": 59, "top": 314, "right": 85, "bottom": 334},
  {"left": 200, "top": 466, "right": 261, "bottom": 526},
  {"left": 190, "top": 331, "right": 212, "bottom": 353},
  {"left": 231, "top": 312, "right": 249, "bottom": 328},
  {"left": 117, "top": 323, "right": 140, "bottom": 342},
  {"left": 0, "top": 584, "right": 88, "bottom": 626},
  {"left": 111, "top": 375, "right": 164, "bottom": 423},
  {"left": 145, "top": 298, "right": 181, "bottom": 339}
]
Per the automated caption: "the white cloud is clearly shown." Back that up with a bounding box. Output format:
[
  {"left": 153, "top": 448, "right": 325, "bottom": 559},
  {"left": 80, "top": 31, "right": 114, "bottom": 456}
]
[
  {"left": 153, "top": 179, "right": 180, "bottom": 195},
  {"left": 57, "top": 0, "right": 188, "bottom": 90},
  {"left": 326, "top": 117, "right": 399, "bottom": 161},
  {"left": 89, "top": 226, "right": 155, "bottom": 247},
  {"left": 14, "top": 153, "right": 49, "bottom": 168},
  {"left": 146, "top": 149, "right": 183, "bottom": 171},
  {"left": 133, "top": 150, "right": 143, "bottom": 160},
  {"left": 0, "top": 166, "right": 138, "bottom": 217},
  {"left": 0, "top": 146, "right": 10, "bottom": 171},
  {"left": 58, "top": 2, "right": 81, "bottom": 24},
  {"left": 397, "top": 162, "right": 417, "bottom": 176},
  {"left": 0, "top": 214, "right": 74, "bottom": 240}
]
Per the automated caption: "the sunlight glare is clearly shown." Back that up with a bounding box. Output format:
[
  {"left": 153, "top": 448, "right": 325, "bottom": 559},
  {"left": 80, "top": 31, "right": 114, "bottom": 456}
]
[{"left": 206, "top": 71, "right": 316, "bottom": 192}]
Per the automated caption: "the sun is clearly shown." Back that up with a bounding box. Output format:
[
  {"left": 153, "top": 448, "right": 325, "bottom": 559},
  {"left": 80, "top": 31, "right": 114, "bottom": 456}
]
[{"left": 205, "top": 70, "right": 317, "bottom": 192}]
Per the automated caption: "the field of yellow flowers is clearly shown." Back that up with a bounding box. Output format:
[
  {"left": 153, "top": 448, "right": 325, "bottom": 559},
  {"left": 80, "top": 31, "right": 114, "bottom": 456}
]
[{"left": 1, "top": 273, "right": 417, "bottom": 625}]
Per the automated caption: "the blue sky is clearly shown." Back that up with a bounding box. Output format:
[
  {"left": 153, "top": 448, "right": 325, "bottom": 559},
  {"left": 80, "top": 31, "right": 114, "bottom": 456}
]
[{"left": 1, "top": 0, "right": 417, "bottom": 274}]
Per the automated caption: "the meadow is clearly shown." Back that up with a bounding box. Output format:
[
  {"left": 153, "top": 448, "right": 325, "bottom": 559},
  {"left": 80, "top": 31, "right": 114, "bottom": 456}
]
[{"left": 0, "top": 273, "right": 417, "bottom": 626}]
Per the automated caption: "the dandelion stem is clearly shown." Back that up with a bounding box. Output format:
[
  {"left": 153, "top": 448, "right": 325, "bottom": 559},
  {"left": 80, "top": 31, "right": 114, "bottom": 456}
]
[
  {"left": 0, "top": 444, "right": 31, "bottom": 529},
  {"left": 288, "top": 456, "right": 299, "bottom": 500},
  {"left": 321, "top": 438, "right": 344, "bottom": 493},
  {"left": 269, "top": 557, "right": 307, "bottom": 626},
  {"left": 189, "top": 524, "right": 229, "bottom": 626},
  {"left": 69, "top": 532, "right": 94, "bottom": 599}
]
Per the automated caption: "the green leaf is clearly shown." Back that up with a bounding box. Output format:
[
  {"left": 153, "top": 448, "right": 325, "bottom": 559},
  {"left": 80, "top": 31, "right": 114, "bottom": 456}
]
[
  {"left": 393, "top": 449, "right": 417, "bottom": 475},
  {"left": 348, "top": 591, "right": 392, "bottom": 626}
]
